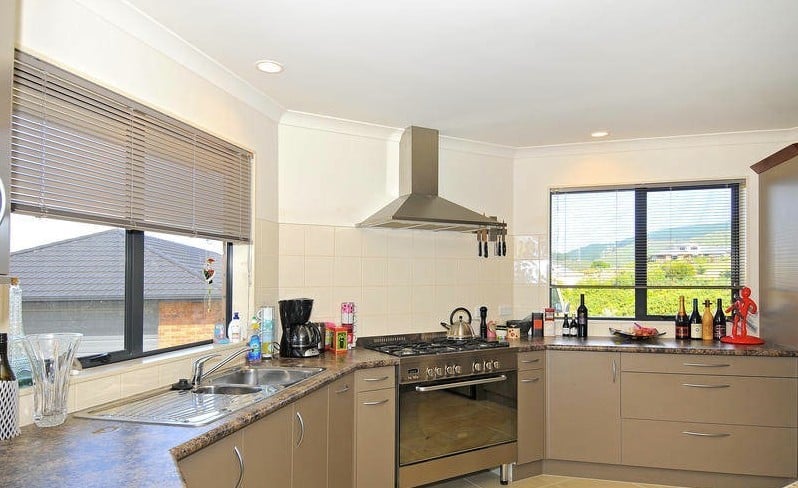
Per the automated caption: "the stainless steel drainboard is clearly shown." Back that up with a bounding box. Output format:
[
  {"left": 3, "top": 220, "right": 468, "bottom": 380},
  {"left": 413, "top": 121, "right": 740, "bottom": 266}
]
[{"left": 76, "top": 385, "right": 282, "bottom": 426}]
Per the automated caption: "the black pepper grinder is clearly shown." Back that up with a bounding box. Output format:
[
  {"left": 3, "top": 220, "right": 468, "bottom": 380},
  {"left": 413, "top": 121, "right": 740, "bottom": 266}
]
[{"left": 479, "top": 306, "right": 488, "bottom": 339}]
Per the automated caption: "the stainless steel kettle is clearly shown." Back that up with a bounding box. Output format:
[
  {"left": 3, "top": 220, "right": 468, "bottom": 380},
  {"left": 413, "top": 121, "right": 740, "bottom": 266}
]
[{"left": 440, "top": 307, "right": 475, "bottom": 340}]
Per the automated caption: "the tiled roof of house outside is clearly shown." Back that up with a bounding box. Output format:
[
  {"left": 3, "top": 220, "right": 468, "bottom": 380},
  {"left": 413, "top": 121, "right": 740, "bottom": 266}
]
[{"left": 10, "top": 229, "right": 224, "bottom": 301}]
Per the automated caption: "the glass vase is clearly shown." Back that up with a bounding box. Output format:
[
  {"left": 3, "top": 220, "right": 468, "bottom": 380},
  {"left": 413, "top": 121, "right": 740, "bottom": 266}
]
[{"left": 23, "top": 333, "right": 82, "bottom": 427}]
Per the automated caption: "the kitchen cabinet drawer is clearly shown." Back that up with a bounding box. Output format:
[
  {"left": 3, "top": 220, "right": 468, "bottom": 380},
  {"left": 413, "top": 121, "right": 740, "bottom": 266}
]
[
  {"left": 622, "top": 418, "right": 797, "bottom": 478},
  {"left": 355, "top": 366, "right": 395, "bottom": 392},
  {"left": 622, "top": 372, "right": 797, "bottom": 427},
  {"left": 328, "top": 374, "right": 354, "bottom": 488},
  {"left": 517, "top": 351, "right": 545, "bottom": 371},
  {"left": 621, "top": 353, "right": 798, "bottom": 377}
]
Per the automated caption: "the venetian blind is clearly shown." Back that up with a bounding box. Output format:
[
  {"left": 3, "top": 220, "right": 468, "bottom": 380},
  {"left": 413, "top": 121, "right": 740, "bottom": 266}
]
[{"left": 10, "top": 51, "right": 252, "bottom": 242}]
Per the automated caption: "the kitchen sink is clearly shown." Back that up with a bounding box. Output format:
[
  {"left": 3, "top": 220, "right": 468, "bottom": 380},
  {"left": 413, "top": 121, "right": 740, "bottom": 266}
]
[
  {"left": 75, "top": 384, "right": 281, "bottom": 426},
  {"left": 193, "top": 385, "right": 262, "bottom": 395},
  {"left": 210, "top": 366, "right": 325, "bottom": 387}
]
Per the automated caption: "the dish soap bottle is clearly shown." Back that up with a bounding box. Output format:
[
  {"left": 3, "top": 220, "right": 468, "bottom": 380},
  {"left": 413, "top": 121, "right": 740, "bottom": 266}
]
[
  {"left": 247, "top": 317, "right": 262, "bottom": 365},
  {"left": 228, "top": 312, "right": 242, "bottom": 342}
]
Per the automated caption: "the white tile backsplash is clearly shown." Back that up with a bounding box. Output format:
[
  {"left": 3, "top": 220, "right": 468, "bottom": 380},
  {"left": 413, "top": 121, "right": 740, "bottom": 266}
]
[
  {"left": 304, "top": 256, "right": 334, "bottom": 286},
  {"left": 278, "top": 223, "right": 515, "bottom": 336},
  {"left": 361, "top": 257, "right": 387, "bottom": 286},
  {"left": 74, "top": 375, "right": 121, "bottom": 411},
  {"left": 334, "top": 227, "right": 363, "bottom": 257},
  {"left": 279, "top": 224, "right": 305, "bottom": 256},
  {"left": 305, "top": 226, "right": 335, "bottom": 256}
]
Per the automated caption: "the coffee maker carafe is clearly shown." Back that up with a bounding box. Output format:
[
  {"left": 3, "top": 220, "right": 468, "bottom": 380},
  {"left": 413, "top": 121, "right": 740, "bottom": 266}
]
[{"left": 278, "top": 298, "right": 320, "bottom": 358}]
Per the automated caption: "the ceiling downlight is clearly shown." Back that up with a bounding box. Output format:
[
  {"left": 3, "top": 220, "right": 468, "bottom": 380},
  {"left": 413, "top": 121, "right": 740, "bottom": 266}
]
[{"left": 255, "top": 59, "right": 284, "bottom": 74}]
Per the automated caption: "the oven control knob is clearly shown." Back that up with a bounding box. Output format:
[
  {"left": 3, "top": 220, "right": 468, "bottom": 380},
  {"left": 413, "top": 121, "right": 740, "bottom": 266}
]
[
  {"left": 493, "top": 360, "right": 500, "bottom": 369},
  {"left": 445, "top": 365, "right": 454, "bottom": 375},
  {"left": 435, "top": 366, "right": 444, "bottom": 377},
  {"left": 426, "top": 367, "right": 435, "bottom": 379},
  {"left": 454, "top": 365, "right": 462, "bottom": 374},
  {"left": 485, "top": 361, "right": 493, "bottom": 371},
  {"left": 473, "top": 361, "right": 482, "bottom": 373}
]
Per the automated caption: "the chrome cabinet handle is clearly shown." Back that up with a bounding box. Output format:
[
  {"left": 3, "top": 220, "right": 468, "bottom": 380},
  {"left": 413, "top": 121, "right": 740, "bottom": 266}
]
[
  {"left": 682, "top": 431, "right": 731, "bottom": 438},
  {"left": 612, "top": 359, "right": 617, "bottom": 383},
  {"left": 683, "top": 362, "right": 730, "bottom": 368},
  {"left": 682, "top": 383, "right": 731, "bottom": 389},
  {"left": 415, "top": 374, "right": 507, "bottom": 392},
  {"left": 520, "top": 358, "right": 540, "bottom": 363},
  {"left": 521, "top": 378, "right": 540, "bottom": 383},
  {"left": 335, "top": 385, "right": 350, "bottom": 394},
  {"left": 362, "top": 399, "right": 389, "bottom": 406},
  {"left": 233, "top": 446, "right": 244, "bottom": 488},
  {"left": 363, "top": 376, "right": 390, "bottom": 382},
  {"left": 295, "top": 412, "right": 305, "bottom": 448}
]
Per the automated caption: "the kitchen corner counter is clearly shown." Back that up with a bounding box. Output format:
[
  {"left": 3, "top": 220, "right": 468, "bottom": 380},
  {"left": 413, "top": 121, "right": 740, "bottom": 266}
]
[
  {"left": 511, "top": 335, "right": 798, "bottom": 357},
  {"left": 0, "top": 349, "right": 397, "bottom": 488}
]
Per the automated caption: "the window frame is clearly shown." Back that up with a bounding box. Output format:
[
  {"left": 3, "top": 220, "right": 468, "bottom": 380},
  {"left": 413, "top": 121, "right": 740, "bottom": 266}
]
[
  {"left": 549, "top": 181, "right": 744, "bottom": 321},
  {"left": 75, "top": 230, "right": 232, "bottom": 368}
]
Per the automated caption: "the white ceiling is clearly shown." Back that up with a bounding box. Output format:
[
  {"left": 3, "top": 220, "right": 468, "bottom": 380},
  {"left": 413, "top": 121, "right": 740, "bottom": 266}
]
[{"left": 125, "top": 0, "right": 798, "bottom": 147}]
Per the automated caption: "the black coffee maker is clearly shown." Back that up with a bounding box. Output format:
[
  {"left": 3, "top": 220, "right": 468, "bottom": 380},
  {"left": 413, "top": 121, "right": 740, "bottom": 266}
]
[{"left": 278, "top": 298, "right": 321, "bottom": 358}]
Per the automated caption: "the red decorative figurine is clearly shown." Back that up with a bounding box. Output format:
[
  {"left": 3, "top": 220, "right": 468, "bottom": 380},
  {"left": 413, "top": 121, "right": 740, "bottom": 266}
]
[{"left": 720, "top": 286, "right": 764, "bottom": 345}]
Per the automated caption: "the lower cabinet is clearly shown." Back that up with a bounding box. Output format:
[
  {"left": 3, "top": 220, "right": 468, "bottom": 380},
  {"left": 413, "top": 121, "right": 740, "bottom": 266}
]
[
  {"left": 355, "top": 366, "right": 396, "bottom": 488},
  {"left": 517, "top": 351, "right": 545, "bottom": 465},
  {"left": 547, "top": 350, "right": 621, "bottom": 464},
  {"left": 328, "top": 374, "right": 355, "bottom": 488},
  {"left": 242, "top": 407, "right": 292, "bottom": 487},
  {"left": 179, "top": 385, "right": 330, "bottom": 488},
  {"left": 179, "top": 430, "right": 244, "bottom": 488},
  {"left": 292, "top": 386, "right": 329, "bottom": 488}
]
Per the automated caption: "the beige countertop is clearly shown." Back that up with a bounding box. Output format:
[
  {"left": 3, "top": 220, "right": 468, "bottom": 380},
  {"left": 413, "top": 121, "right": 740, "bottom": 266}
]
[{"left": 1, "top": 337, "right": 796, "bottom": 487}]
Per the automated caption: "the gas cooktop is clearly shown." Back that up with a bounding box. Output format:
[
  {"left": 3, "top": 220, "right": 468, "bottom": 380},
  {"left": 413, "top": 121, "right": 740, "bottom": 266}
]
[{"left": 360, "top": 332, "right": 509, "bottom": 357}]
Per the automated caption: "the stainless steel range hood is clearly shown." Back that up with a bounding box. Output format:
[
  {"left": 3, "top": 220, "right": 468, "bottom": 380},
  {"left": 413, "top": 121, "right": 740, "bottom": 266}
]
[{"left": 357, "top": 126, "right": 505, "bottom": 232}]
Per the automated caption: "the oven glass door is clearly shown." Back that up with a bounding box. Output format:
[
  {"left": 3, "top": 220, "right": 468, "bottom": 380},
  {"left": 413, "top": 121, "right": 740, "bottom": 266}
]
[{"left": 399, "top": 371, "right": 517, "bottom": 466}]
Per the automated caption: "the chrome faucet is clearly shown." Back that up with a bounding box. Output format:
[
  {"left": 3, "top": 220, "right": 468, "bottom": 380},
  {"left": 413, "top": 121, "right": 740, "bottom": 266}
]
[{"left": 191, "top": 346, "right": 252, "bottom": 386}]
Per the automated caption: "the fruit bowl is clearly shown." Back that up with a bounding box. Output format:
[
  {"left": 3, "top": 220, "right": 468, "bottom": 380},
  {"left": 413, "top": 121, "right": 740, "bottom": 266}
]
[{"left": 609, "top": 326, "right": 666, "bottom": 340}]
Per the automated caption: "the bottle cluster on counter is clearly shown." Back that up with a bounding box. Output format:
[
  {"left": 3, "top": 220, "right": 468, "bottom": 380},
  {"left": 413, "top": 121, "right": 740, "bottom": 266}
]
[
  {"left": 675, "top": 295, "right": 726, "bottom": 341},
  {"left": 557, "top": 294, "right": 589, "bottom": 338}
]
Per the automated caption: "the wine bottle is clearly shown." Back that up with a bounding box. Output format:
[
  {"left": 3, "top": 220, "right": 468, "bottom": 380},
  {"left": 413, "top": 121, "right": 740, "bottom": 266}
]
[
  {"left": 701, "top": 300, "right": 713, "bottom": 341},
  {"left": 569, "top": 317, "right": 578, "bottom": 337},
  {"left": 560, "top": 314, "right": 569, "bottom": 337},
  {"left": 675, "top": 296, "right": 690, "bottom": 339},
  {"left": 576, "top": 293, "right": 589, "bottom": 338},
  {"left": 713, "top": 298, "right": 727, "bottom": 341},
  {"left": 689, "top": 298, "right": 702, "bottom": 340},
  {"left": 0, "top": 333, "right": 20, "bottom": 440}
]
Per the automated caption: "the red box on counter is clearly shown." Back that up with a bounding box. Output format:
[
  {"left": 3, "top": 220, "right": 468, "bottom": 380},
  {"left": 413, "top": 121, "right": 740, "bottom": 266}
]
[{"left": 331, "top": 326, "right": 349, "bottom": 354}]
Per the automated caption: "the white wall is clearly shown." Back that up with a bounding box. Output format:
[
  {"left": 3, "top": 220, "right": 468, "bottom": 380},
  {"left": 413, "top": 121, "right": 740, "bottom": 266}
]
[
  {"left": 512, "top": 128, "right": 798, "bottom": 333},
  {"left": 17, "top": 0, "right": 283, "bottom": 317},
  {"left": 277, "top": 113, "right": 516, "bottom": 334}
]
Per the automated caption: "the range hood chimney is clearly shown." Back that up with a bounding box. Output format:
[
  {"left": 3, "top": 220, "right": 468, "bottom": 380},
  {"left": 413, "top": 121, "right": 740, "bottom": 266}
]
[{"left": 357, "top": 126, "right": 506, "bottom": 232}]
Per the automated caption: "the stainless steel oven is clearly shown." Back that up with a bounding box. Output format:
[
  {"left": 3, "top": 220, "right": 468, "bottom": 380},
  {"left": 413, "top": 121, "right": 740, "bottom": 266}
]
[{"left": 396, "top": 348, "right": 517, "bottom": 487}]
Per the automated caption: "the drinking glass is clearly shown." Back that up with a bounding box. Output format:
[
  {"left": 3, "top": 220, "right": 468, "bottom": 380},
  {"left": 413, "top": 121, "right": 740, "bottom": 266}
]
[{"left": 23, "top": 333, "right": 82, "bottom": 427}]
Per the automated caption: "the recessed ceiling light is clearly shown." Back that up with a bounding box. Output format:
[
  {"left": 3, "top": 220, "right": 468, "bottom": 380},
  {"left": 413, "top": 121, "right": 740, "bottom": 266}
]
[
  {"left": 591, "top": 131, "right": 609, "bottom": 138},
  {"left": 255, "top": 60, "right": 284, "bottom": 74}
]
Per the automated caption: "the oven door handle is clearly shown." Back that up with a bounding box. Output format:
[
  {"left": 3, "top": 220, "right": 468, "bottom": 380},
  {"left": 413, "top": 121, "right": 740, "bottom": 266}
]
[{"left": 414, "top": 374, "right": 508, "bottom": 392}]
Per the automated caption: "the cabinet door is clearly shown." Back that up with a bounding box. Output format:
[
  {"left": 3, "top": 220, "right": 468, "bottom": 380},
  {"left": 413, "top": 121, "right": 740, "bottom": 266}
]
[
  {"left": 547, "top": 350, "right": 620, "bottom": 464},
  {"left": 355, "top": 389, "right": 395, "bottom": 488},
  {"left": 517, "top": 369, "right": 545, "bottom": 464},
  {"left": 179, "top": 431, "right": 243, "bottom": 488},
  {"left": 293, "top": 386, "right": 329, "bottom": 488},
  {"left": 242, "top": 407, "right": 292, "bottom": 488},
  {"left": 328, "top": 375, "right": 354, "bottom": 488}
]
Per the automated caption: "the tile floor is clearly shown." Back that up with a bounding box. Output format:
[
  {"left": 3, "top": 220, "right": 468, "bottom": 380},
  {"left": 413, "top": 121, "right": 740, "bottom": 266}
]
[{"left": 426, "top": 471, "right": 684, "bottom": 488}]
